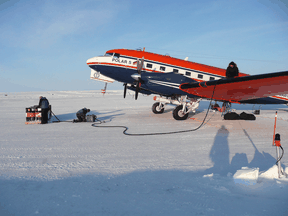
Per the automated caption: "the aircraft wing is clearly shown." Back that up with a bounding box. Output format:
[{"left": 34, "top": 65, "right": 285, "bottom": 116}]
[{"left": 179, "top": 71, "right": 288, "bottom": 103}]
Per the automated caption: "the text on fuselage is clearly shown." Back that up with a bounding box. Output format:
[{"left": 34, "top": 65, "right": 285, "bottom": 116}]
[{"left": 112, "top": 58, "right": 131, "bottom": 64}]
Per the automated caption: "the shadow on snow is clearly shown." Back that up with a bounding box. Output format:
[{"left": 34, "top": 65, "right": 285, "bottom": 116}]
[
  {"left": 0, "top": 126, "right": 286, "bottom": 216},
  {"left": 204, "top": 125, "right": 277, "bottom": 176}
]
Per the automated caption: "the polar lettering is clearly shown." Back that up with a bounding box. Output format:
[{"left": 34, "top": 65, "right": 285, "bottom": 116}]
[{"left": 112, "top": 58, "right": 128, "bottom": 64}]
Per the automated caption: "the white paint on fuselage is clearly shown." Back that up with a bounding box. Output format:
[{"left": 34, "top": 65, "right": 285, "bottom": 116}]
[{"left": 87, "top": 53, "right": 224, "bottom": 83}]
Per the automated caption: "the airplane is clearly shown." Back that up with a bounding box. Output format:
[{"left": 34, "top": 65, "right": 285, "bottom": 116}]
[{"left": 86, "top": 48, "right": 288, "bottom": 120}]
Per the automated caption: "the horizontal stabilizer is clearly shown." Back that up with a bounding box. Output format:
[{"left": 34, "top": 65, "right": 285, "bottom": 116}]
[{"left": 90, "top": 69, "right": 115, "bottom": 83}]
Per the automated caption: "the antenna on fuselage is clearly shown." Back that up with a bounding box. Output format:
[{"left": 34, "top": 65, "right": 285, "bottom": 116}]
[{"left": 136, "top": 47, "right": 145, "bottom": 51}]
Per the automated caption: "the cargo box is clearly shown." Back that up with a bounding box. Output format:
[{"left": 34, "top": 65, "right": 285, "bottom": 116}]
[{"left": 86, "top": 114, "right": 96, "bottom": 122}]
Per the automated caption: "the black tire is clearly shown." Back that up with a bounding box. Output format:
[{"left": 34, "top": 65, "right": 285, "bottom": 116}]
[
  {"left": 173, "top": 105, "right": 189, "bottom": 120},
  {"left": 152, "top": 102, "right": 164, "bottom": 114}
]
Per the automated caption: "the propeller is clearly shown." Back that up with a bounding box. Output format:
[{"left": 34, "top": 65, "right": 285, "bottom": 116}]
[
  {"left": 134, "top": 57, "right": 144, "bottom": 100},
  {"left": 125, "top": 57, "right": 144, "bottom": 100}
]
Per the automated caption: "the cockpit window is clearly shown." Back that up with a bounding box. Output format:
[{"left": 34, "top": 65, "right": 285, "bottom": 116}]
[
  {"left": 104, "top": 52, "right": 113, "bottom": 57},
  {"left": 113, "top": 53, "right": 120, "bottom": 58}
]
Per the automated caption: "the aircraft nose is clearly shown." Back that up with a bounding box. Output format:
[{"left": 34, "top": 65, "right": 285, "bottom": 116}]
[{"left": 86, "top": 57, "right": 98, "bottom": 65}]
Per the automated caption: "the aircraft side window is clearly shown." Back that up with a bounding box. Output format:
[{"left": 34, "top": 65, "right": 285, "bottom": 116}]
[
  {"left": 173, "top": 69, "right": 179, "bottom": 73},
  {"left": 198, "top": 74, "right": 203, "bottom": 79},
  {"left": 113, "top": 53, "right": 120, "bottom": 58},
  {"left": 160, "top": 66, "right": 165, "bottom": 71},
  {"left": 210, "top": 77, "right": 215, "bottom": 81},
  {"left": 147, "top": 63, "right": 153, "bottom": 68},
  {"left": 185, "top": 71, "right": 191, "bottom": 76}
]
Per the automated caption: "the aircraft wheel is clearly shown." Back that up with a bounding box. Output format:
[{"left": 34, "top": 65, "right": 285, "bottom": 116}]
[
  {"left": 173, "top": 105, "right": 189, "bottom": 120},
  {"left": 152, "top": 102, "right": 164, "bottom": 114}
]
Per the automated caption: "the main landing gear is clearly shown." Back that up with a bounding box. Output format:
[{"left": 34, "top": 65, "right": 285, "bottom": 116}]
[{"left": 152, "top": 96, "right": 202, "bottom": 120}]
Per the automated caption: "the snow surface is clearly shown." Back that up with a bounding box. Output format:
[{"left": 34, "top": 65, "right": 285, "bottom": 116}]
[
  {"left": 233, "top": 167, "right": 259, "bottom": 185},
  {"left": 0, "top": 90, "right": 288, "bottom": 216}
]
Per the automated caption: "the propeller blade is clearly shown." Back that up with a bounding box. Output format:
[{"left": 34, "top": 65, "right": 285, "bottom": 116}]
[
  {"left": 135, "top": 82, "right": 140, "bottom": 100},
  {"left": 135, "top": 90, "right": 139, "bottom": 100},
  {"left": 123, "top": 83, "right": 127, "bottom": 98},
  {"left": 137, "top": 57, "right": 144, "bottom": 74}
]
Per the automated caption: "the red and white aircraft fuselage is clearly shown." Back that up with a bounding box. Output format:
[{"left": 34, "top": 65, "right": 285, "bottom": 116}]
[{"left": 87, "top": 48, "right": 288, "bottom": 120}]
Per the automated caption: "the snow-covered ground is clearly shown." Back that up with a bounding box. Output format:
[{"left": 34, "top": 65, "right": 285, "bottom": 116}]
[{"left": 0, "top": 90, "right": 288, "bottom": 216}]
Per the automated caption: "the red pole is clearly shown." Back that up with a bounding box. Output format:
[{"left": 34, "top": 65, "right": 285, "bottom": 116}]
[{"left": 272, "top": 111, "right": 277, "bottom": 146}]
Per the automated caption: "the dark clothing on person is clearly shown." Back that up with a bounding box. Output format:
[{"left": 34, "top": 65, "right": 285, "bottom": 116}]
[
  {"left": 38, "top": 97, "right": 49, "bottom": 109},
  {"left": 226, "top": 61, "right": 239, "bottom": 79},
  {"left": 76, "top": 108, "right": 90, "bottom": 122},
  {"left": 41, "top": 108, "right": 49, "bottom": 124},
  {"left": 37, "top": 97, "right": 50, "bottom": 124}
]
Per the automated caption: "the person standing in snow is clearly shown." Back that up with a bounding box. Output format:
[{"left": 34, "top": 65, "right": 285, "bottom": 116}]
[
  {"left": 74, "top": 108, "right": 90, "bottom": 122},
  {"left": 37, "top": 96, "right": 50, "bottom": 124},
  {"left": 226, "top": 61, "right": 239, "bottom": 79}
]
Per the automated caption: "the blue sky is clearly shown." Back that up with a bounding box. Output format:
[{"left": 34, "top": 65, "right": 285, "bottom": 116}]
[{"left": 0, "top": 0, "right": 288, "bottom": 92}]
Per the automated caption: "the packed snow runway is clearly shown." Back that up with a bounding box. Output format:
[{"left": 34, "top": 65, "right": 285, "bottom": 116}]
[{"left": 0, "top": 90, "right": 288, "bottom": 215}]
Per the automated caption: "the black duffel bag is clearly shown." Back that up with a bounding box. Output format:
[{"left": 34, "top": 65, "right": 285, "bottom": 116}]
[
  {"left": 224, "top": 112, "right": 240, "bottom": 120},
  {"left": 240, "top": 112, "right": 256, "bottom": 120}
]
